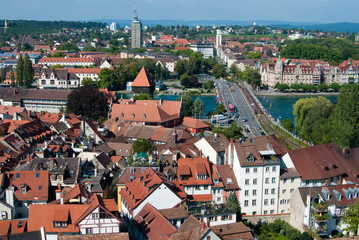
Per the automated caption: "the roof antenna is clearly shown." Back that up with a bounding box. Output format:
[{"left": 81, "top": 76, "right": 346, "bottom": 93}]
[{"left": 133, "top": 0, "right": 138, "bottom": 21}]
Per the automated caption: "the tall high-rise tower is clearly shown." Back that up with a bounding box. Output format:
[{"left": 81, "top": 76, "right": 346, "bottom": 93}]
[
  {"left": 131, "top": 0, "right": 142, "bottom": 49},
  {"left": 216, "top": 30, "right": 222, "bottom": 57}
]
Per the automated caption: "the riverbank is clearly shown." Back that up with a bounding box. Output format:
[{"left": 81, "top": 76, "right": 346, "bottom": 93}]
[{"left": 255, "top": 90, "right": 340, "bottom": 97}]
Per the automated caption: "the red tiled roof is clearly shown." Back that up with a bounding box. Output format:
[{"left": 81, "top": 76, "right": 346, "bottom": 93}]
[
  {"left": 182, "top": 117, "right": 209, "bottom": 130},
  {"left": 131, "top": 67, "right": 155, "bottom": 87},
  {"left": 39, "top": 57, "right": 94, "bottom": 63},
  {"left": 177, "top": 158, "right": 212, "bottom": 186},
  {"left": 0, "top": 220, "right": 27, "bottom": 236},
  {"left": 8, "top": 171, "right": 49, "bottom": 201},
  {"left": 120, "top": 168, "right": 184, "bottom": 211},
  {"left": 132, "top": 203, "right": 176, "bottom": 240},
  {"left": 110, "top": 99, "right": 182, "bottom": 124},
  {"left": 66, "top": 68, "right": 101, "bottom": 74}
]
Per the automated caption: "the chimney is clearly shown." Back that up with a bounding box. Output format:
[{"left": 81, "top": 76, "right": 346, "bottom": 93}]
[
  {"left": 230, "top": 138, "right": 234, "bottom": 168},
  {"left": 206, "top": 220, "right": 210, "bottom": 227},
  {"left": 55, "top": 188, "right": 61, "bottom": 200},
  {"left": 324, "top": 180, "right": 328, "bottom": 186},
  {"left": 201, "top": 222, "right": 206, "bottom": 230},
  {"left": 342, "top": 148, "right": 348, "bottom": 155},
  {"left": 5, "top": 187, "right": 14, "bottom": 207},
  {"left": 26, "top": 155, "right": 32, "bottom": 163},
  {"left": 94, "top": 161, "right": 98, "bottom": 177},
  {"left": 60, "top": 193, "right": 64, "bottom": 204}
]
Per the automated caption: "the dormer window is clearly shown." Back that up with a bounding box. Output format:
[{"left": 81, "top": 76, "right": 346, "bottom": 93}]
[
  {"left": 338, "top": 194, "right": 343, "bottom": 200},
  {"left": 246, "top": 154, "right": 255, "bottom": 163},
  {"left": 21, "top": 188, "right": 27, "bottom": 194},
  {"left": 143, "top": 114, "right": 146, "bottom": 119},
  {"left": 324, "top": 167, "right": 329, "bottom": 171},
  {"left": 120, "top": 113, "right": 124, "bottom": 118},
  {"left": 332, "top": 165, "right": 338, "bottom": 169},
  {"left": 131, "top": 113, "right": 135, "bottom": 119},
  {"left": 54, "top": 221, "right": 67, "bottom": 228},
  {"left": 348, "top": 194, "right": 352, "bottom": 199}
]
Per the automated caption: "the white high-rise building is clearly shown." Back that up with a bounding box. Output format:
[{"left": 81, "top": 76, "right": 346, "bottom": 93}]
[{"left": 110, "top": 22, "right": 118, "bottom": 32}]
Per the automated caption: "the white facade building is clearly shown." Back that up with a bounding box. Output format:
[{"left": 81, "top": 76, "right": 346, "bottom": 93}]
[{"left": 190, "top": 43, "right": 214, "bottom": 59}]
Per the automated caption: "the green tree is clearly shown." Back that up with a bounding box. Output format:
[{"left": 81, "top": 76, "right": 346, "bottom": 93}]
[
  {"left": 281, "top": 118, "right": 294, "bottom": 132},
  {"left": 81, "top": 77, "right": 98, "bottom": 87},
  {"left": 329, "top": 85, "right": 359, "bottom": 148},
  {"left": 212, "top": 64, "right": 228, "bottom": 79},
  {"left": 177, "top": 95, "right": 193, "bottom": 117},
  {"left": 51, "top": 64, "right": 64, "bottom": 70},
  {"left": 344, "top": 199, "right": 359, "bottom": 235},
  {"left": 16, "top": 55, "right": 24, "bottom": 87},
  {"left": 214, "top": 104, "right": 226, "bottom": 115},
  {"left": 299, "top": 232, "right": 313, "bottom": 240},
  {"left": 10, "top": 68, "right": 15, "bottom": 86},
  {"left": 133, "top": 93, "right": 153, "bottom": 100},
  {"left": 132, "top": 138, "right": 154, "bottom": 153},
  {"left": 225, "top": 191, "right": 241, "bottom": 221},
  {"left": 329, "top": 83, "right": 341, "bottom": 92},
  {"left": 293, "top": 96, "right": 331, "bottom": 135},
  {"left": 277, "top": 83, "right": 290, "bottom": 92},
  {"left": 246, "top": 51, "right": 262, "bottom": 59},
  {"left": 66, "top": 86, "right": 108, "bottom": 120},
  {"left": 223, "top": 122, "right": 243, "bottom": 139},
  {"left": 193, "top": 97, "right": 204, "bottom": 119},
  {"left": 22, "top": 54, "right": 34, "bottom": 88},
  {"left": 229, "top": 63, "right": 238, "bottom": 76},
  {"left": 202, "top": 80, "right": 214, "bottom": 90}
]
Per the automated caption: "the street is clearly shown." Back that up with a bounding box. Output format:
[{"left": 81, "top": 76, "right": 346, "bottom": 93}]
[{"left": 215, "top": 79, "right": 263, "bottom": 138}]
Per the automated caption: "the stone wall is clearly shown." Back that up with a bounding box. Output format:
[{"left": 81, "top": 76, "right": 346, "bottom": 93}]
[{"left": 243, "top": 213, "right": 290, "bottom": 225}]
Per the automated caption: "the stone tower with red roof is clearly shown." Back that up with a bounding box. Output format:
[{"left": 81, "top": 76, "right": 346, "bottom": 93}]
[{"left": 131, "top": 67, "right": 155, "bottom": 94}]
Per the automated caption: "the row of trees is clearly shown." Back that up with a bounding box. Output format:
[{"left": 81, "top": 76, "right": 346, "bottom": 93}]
[
  {"left": 293, "top": 85, "right": 359, "bottom": 148},
  {"left": 276, "top": 83, "right": 341, "bottom": 92},
  {"left": 176, "top": 95, "right": 204, "bottom": 119},
  {"left": 280, "top": 38, "right": 359, "bottom": 65},
  {"left": 230, "top": 64, "right": 261, "bottom": 88},
  {"left": 82, "top": 58, "right": 169, "bottom": 90},
  {"left": 15, "top": 54, "right": 34, "bottom": 88}
]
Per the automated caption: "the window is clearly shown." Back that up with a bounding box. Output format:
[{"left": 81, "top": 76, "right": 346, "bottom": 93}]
[
  {"left": 272, "top": 178, "right": 276, "bottom": 184},
  {"left": 265, "top": 189, "right": 269, "bottom": 195},
  {"left": 282, "top": 189, "right": 286, "bottom": 194},
  {"left": 38, "top": 186, "right": 42, "bottom": 190},
  {"left": 265, "top": 178, "right": 269, "bottom": 184},
  {"left": 283, "top": 179, "right": 287, "bottom": 184},
  {"left": 270, "top": 210, "right": 274, "bottom": 214},
  {"left": 54, "top": 221, "right": 67, "bottom": 228},
  {"left": 266, "top": 167, "right": 270, "bottom": 172},
  {"left": 245, "top": 179, "right": 249, "bottom": 185},
  {"left": 36, "top": 173, "right": 39, "bottom": 178},
  {"left": 253, "top": 168, "right": 258, "bottom": 173},
  {"left": 204, "top": 185, "right": 208, "bottom": 190},
  {"left": 244, "top": 200, "right": 248, "bottom": 206},
  {"left": 291, "top": 178, "right": 295, "bottom": 183},
  {"left": 253, "top": 190, "right": 257, "bottom": 196},
  {"left": 271, "top": 188, "right": 275, "bottom": 194},
  {"left": 246, "top": 168, "right": 250, "bottom": 174},
  {"left": 252, "top": 200, "right": 256, "bottom": 206},
  {"left": 272, "top": 166, "right": 276, "bottom": 172},
  {"left": 21, "top": 188, "right": 26, "bottom": 194},
  {"left": 245, "top": 190, "right": 249, "bottom": 196},
  {"left": 1, "top": 211, "right": 7, "bottom": 220},
  {"left": 264, "top": 199, "right": 268, "bottom": 205},
  {"left": 86, "top": 228, "right": 93, "bottom": 234},
  {"left": 217, "top": 197, "right": 221, "bottom": 202},
  {"left": 16, "top": 173, "right": 20, "bottom": 178},
  {"left": 264, "top": 210, "right": 268, "bottom": 215},
  {"left": 290, "top": 189, "right": 294, "bottom": 193},
  {"left": 92, "top": 213, "right": 98, "bottom": 219},
  {"left": 271, "top": 198, "right": 275, "bottom": 205},
  {"left": 253, "top": 178, "right": 257, "bottom": 185}
]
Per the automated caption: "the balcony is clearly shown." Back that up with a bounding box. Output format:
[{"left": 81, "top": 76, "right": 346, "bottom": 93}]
[
  {"left": 314, "top": 213, "right": 329, "bottom": 223},
  {"left": 312, "top": 202, "right": 328, "bottom": 213},
  {"left": 332, "top": 209, "right": 345, "bottom": 218}
]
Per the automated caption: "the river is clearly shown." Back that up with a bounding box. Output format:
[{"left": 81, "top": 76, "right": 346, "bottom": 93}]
[
  {"left": 118, "top": 93, "right": 218, "bottom": 118},
  {"left": 257, "top": 95, "right": 338, "bottom": 122}
]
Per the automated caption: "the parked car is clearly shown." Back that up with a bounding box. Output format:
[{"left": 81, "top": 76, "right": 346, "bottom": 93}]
[{"left": 242, "top": 119, "right": 248, "bottom": 122}]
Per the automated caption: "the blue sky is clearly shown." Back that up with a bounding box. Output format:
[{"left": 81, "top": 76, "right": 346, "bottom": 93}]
[{"left": 1, "top": 0, "right": 358, "bottom": 23}]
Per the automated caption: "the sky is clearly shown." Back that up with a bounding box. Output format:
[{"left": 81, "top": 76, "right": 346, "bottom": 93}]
[{"left": 1, "top": 0, "right": 359, "bottom": 24}]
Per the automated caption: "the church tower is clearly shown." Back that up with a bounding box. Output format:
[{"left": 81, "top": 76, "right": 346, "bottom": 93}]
[
  {"left": 131, "top": 0, "right": 142, "bottom": 49},
  {"left": 275, "top": 56, "right": 283, "bottom": 82}
]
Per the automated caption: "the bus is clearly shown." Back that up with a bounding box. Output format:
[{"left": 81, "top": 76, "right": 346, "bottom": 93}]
[{"left": 228, "top": 103, "right": 235, "bottom": 113}]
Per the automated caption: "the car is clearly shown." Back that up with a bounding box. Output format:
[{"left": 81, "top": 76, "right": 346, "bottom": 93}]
[
  {"left": 242, "top": 119, "right": 248, "bottom": 122},
  {"left": 256, "top": 126, "right": 261, "bottom": 130},
  {"left": 261, "top": 131, "right": 266, "bottom": 136}
]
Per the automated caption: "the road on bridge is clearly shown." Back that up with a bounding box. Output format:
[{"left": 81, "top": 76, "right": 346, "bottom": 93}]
[{"left": 215, "top": 79, "right": 263, "bottom": 138}]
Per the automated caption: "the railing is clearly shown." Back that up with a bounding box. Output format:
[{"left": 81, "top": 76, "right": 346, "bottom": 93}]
[
  {"left": 332, "top": 209, "right": 345, "bottom": 218},
  {"left": 243, "top": 82, "right": 313, "bottom": 146}
]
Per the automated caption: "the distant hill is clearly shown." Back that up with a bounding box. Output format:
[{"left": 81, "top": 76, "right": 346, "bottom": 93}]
[{"left": 302, "top": 22, "right": 359, "bottom": 33}]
